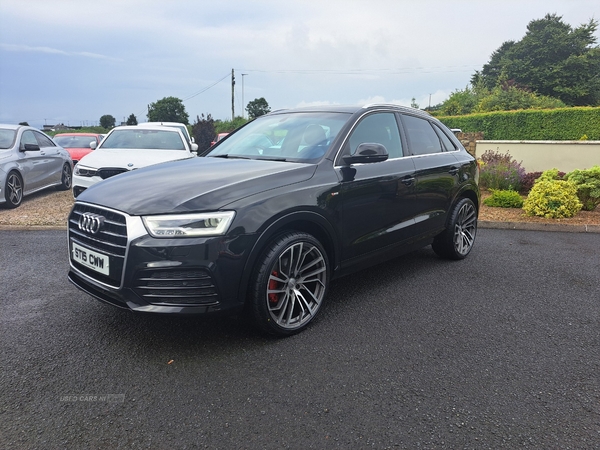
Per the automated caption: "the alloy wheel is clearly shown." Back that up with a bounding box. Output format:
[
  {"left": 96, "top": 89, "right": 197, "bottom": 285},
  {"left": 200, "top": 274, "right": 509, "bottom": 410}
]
[
  {"left": 266, "top": 241, "right": 327, "bottom": 330},
  {"left": 453, "top": 201, "right": 477, "bottom": 256},
  {"left": 7, "top": 173, "right": 23, "bottom": 206}
]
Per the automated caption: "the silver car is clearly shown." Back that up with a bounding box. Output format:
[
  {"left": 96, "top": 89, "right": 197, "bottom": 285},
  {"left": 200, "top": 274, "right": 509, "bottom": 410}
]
[{"left": 0, "top": 124, "right": 73, "bottom": 208}]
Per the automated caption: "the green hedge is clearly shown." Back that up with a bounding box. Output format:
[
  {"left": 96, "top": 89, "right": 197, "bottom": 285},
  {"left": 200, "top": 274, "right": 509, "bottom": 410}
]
[{"left": 438, "top": 107, "right": 600, "bottom": 140}]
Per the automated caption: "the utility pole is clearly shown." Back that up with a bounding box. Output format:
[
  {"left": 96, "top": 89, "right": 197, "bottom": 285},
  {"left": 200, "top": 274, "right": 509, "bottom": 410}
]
[
  {"left": 231, "top": 69, "right": 235, "bottom": 121},
  {"left": 241, "top": 73, "right": 248, "bottom": 119}
]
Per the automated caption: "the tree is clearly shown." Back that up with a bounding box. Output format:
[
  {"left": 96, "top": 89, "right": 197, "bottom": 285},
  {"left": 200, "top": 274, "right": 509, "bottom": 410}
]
[
  {"left": 191, "top": 114, "right": 216, "bottom": 153},
  {"left": 440, "top": 79, "right": 565, "bottom": 115},
  {"left": 246, "top": 97, "right": 271, "bottom": 119},
  {"left": 18, "top": 122, "right": 29, "bottom": 126},
  {"left": 440, "top": 85, "right": 484, "bottom": 116},
  {"left": 215, "top": 116, "right": 248, "bottom": 134},
  {"left": 99, "top": 114, "right": 116, "bottom": 129},
  {"left": 475, "top": 14, "right": 600, "bottom": 106},
  {"left": 477, "top": 82, "right": 565, "bottom": 112},
  {"left": 147, "top": 96, "right": 189, "bottom": 124},
  {"left": 126, "top": 114, "right": 138, "bottom": 125}
]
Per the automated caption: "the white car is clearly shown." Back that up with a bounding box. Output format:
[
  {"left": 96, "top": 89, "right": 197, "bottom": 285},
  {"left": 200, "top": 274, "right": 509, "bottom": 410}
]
[
  {"left": 72, "top": 125, "right": 196, "bottom": 197},
  {"left": 138, "top": 122, "right": 198, "bottom": 152}
]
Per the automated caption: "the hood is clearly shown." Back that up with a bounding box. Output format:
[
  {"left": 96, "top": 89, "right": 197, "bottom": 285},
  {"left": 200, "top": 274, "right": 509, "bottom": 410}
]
[
  {"left": 66, "top": 148, "right": 92, "bottom": 161},
  {"left": 77, "top": 156, "right": 317, "bottom": 215},
  {"left": 77, "top": 148, "right": 194, "bottom": 170}
]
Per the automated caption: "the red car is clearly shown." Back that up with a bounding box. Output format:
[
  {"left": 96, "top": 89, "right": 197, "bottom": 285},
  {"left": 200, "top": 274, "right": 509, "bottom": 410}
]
[
  {"left": 53, "top": 133, "right": 104, "bottom": 164},
  {"left": 210, "top": 132, "right": 229, "bottom": 146}
]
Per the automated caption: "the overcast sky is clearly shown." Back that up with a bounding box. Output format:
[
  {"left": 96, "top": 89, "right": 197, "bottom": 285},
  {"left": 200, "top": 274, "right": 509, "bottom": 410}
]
[{"left": 1, "top": 0, "right": 598, "bottom": 129}]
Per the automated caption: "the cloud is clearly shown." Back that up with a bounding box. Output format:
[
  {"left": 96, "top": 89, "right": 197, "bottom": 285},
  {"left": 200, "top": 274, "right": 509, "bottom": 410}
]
[{"left": 0, "top": 43, "right": 120, "bottom": 61}]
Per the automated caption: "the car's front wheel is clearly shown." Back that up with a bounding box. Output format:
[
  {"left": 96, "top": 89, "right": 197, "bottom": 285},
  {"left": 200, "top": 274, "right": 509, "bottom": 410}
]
[
  {"left": 56, "top": 163, "right": 72, "bottom": 191},
  {"left": 432, "top": 197, "right": 478, "bottom": 260},
  {"left": 249, "top": 231, "right": 329, "bottom": 336},
  {"left": 4, "top": 171, "right": 23, "bottom": 208}
]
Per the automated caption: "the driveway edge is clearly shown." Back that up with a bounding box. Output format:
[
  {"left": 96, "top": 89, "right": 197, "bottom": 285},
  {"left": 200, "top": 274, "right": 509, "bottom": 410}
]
[{"left": 479, "top": 220, "right": 600, "bottom": 233}]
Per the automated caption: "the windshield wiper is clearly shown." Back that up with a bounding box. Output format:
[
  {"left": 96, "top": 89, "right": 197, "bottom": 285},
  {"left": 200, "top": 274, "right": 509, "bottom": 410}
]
[{"left": 209, "top": 154, "right": 252, "bottom": 159}]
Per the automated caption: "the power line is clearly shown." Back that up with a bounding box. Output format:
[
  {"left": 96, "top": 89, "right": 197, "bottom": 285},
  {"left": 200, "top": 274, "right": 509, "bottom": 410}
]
[
  {"left": 182, "top": 72, "right": 231, "bottom": 102},
  {"left": 236, "top": 65, "right": 480, "bottom": 75}
]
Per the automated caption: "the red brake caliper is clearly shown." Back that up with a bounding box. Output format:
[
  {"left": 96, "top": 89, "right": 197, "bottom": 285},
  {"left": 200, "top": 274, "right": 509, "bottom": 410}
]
[{"left": 268, "top": 271, "right": 279, "bottom": 304}]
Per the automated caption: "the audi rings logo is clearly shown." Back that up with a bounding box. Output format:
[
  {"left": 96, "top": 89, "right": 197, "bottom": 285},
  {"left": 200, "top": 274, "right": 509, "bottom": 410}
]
[{"left": 78, "top": 213, "right": 105, "bottom": 234}]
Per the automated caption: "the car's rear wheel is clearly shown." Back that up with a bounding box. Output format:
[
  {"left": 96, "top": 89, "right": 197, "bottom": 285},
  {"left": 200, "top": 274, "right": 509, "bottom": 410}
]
[
  {"left": 4, "top": 171, "right": 23, "bottom": 208},
  {"left": 56, "top": 163, "right": 72, "bottom": 191},
  {"left": 432, "top": 197, "right": 477, "bottom": 260},
  {"left": 249, "top": 231, "right": 329, "bottom": 336}
]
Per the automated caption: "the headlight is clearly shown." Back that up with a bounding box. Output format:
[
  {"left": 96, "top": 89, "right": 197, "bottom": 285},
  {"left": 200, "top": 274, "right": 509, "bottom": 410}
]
[
  {"left": 74, "top": 165, "right": 97, "bottom": 177},
  {"left": 142, "top": 211, "right": 236, "bottom": 238}
]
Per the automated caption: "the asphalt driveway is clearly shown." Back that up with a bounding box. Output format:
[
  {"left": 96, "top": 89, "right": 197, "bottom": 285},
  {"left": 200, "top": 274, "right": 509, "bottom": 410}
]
[{"left": 1, "top": 228, "right": 599, "bottom": 448}]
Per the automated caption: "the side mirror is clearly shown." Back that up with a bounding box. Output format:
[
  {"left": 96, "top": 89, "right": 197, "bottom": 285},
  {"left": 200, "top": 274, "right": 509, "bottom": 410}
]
[
  {"left": 342, "top": 143, "right": 389, "bottom": 165},
  {"left": 90, "top": 141, "right": 97, "bottom": 150},
  {"left": 191, "top": 143, "right": 199, "bottom": 152},
  {"left": 23, "top": 143, "right": 40, "bottom": 152}
]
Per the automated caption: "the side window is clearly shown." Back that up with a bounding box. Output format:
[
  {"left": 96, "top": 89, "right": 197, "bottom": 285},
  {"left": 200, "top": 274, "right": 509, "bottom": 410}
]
[
  {"left": 34, "top": 131, "right": 56, "bottom": 148},
  {"left": 20, "top": 130, "right": 38, "bottom": 150},
  {"left": 433, "top": 123, "right": 457, "bottom": 151},
  {"left": 347, "top": 112, "right": 403, "bottom": 159},
  {"left": 402, "top": 115, "right": 443, "bottom": 156}
]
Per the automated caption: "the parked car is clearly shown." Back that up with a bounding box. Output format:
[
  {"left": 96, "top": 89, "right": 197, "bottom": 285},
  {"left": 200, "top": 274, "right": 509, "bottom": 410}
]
[
  {"left": 53, "top": 133, "right": 104, "bottom": 164},
  {"left": 72, "top": 125, "right": 196, "bottom": 197},
  {"left": 138, "top": 122, "right": 198, "bottom": 152},
  {"left": 210, "top": 132, "right": 229, "bottom": 146},
  {"left": 0, "top": 124, "right": 73, "bottom": 208},
  {"left": 67, "top": 105, "right": 479, "bottom": 336}
]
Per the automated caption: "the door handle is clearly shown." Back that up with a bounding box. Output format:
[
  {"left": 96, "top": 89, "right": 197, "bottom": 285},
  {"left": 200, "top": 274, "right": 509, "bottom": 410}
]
[{"left": 401, "top": 176, "right": 415, "bottom": 186}]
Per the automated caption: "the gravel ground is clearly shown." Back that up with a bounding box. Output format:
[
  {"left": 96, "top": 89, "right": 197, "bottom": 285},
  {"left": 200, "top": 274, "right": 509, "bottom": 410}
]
[{"left": 1, "top": 188, "right": 599, "bottom": 228}]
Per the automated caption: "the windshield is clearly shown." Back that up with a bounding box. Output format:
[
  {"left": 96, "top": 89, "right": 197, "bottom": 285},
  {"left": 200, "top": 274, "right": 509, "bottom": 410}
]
[
  {"left": 54, "top": 135, "right": 96, "bottom": 148},
  {"left": 100, "top": 129, "right": 186, "bottom": 150},
  {"left": 141, "top": 123, "right": 191, "bottom": 142},
  {"left": 206, "top": 112, "right": 350, "bottom": 162},
  {"left": 0, "top": 129, "right": 17, "bottom": 149}
]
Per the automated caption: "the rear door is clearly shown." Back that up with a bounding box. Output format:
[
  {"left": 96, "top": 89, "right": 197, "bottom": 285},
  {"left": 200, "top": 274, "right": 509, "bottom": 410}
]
[{"left": 399, "top": 114, "right": 461, "bottom": 235}]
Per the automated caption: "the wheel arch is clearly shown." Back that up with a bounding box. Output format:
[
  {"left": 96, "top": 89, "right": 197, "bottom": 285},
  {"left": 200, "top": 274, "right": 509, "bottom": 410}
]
[
  {"left": 459, "top": 187, "right": 480, "bottom": 211},
  {"left": 237, "top": 210, "right": 339, "bottom": 305}
]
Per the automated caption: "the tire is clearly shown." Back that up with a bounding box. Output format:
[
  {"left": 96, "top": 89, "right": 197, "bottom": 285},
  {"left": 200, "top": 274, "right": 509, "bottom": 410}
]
[
  {"left": 4, "top": 171, "right": 23, "bottom": 208},
  {"left": 55, "top": 163, "right": 72, "bottom": 191},
  {"left": 432, "top": 197, "right": 477, "bottom": 260},
  {"left": 249, "top": 231, "right": 329, "bottom": 336}
]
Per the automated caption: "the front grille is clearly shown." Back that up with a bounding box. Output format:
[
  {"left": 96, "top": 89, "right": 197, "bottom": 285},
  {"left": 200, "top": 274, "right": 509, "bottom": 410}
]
[
  {"left": 69, "top": 203, "right": 128, "bottom": 287},
  {"left": 133, "top": 269, "right": 219, "bottom": 305},
  {"left": 97, "top": 168, "right": 128, "bottom": 179}
]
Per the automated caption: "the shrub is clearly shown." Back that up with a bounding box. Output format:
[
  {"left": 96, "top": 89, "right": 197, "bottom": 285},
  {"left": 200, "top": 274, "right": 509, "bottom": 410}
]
[
  {"left": 564, "top": 166, "right": 600, "bottom": 211},
  {"left": 478, "top": 150, "right": 525, "bottom": 191},
  {"left": 483, "top": 189, "right": 524, "bottom": 208},
  {"left": 519, "top": 171, "right": 543, "bottom": 195},
  {"left": 523, "top": 174, "right": 582, "bottom": 218},
  {"left": 538, "top": 168, "right": 565, "bottom": 182}
]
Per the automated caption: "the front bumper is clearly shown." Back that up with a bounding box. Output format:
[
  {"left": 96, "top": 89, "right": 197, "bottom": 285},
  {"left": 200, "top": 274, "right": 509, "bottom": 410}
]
[
  {"left": 72, "top": 174, "right": 100, "bottom": 197},
  {"left": 68, "top": 203, "right": 256, "bottom": 315}
]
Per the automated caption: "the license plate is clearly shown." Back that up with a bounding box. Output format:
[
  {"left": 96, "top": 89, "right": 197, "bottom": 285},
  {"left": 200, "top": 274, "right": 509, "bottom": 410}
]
[{"left": 72, "top": 242, "right": 110, "bottom": 276}]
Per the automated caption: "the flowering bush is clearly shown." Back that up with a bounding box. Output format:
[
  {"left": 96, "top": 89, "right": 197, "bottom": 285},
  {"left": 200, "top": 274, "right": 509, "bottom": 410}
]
[
  {"left": 478, "top": 150, "right": 525, "bottom": 191},
  {"left": 523, "top": 170, "right": 582, "bottom": 218}
]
